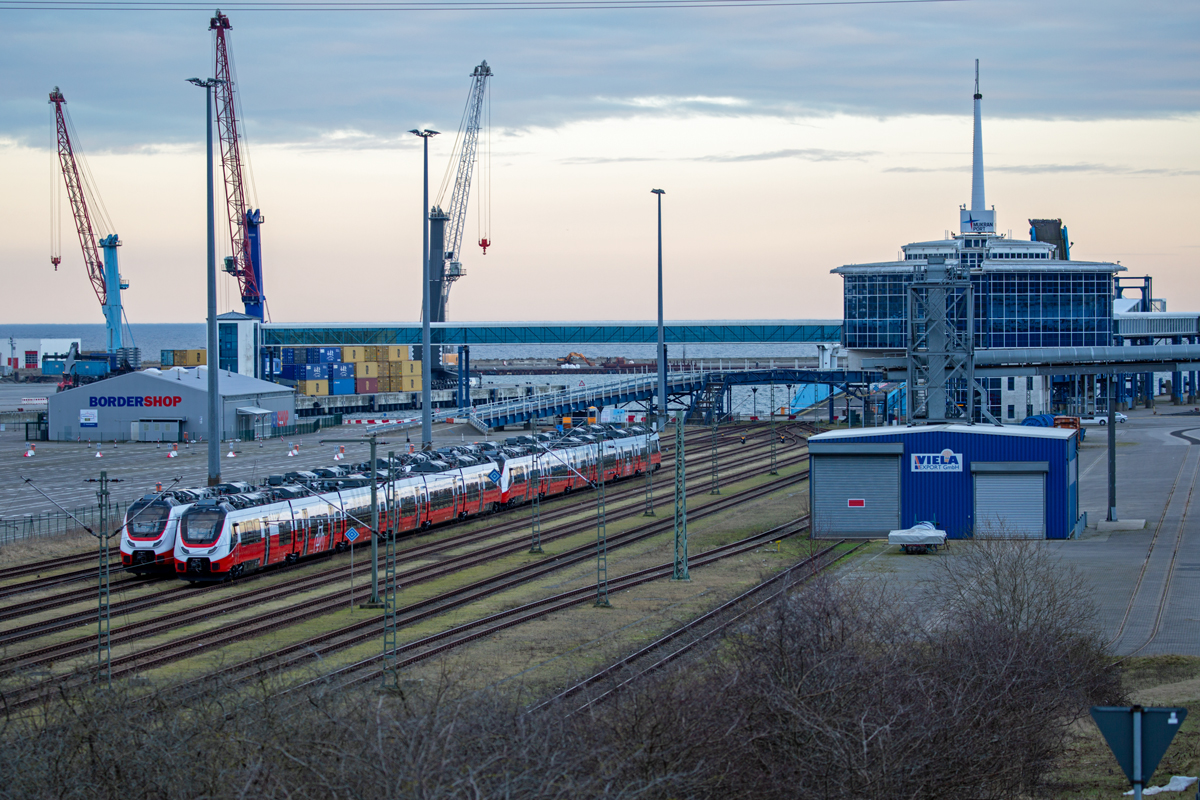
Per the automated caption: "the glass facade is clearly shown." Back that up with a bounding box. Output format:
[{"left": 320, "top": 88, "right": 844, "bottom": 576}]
[
  {"left": 218, "top": 323, "right": 239, "bottom": 373},
  {"left": 842, "top": 269, "right": 1114, "bottom": 350}
]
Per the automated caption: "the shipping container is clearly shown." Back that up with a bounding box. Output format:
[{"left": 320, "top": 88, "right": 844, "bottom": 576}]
[
  {"left": 380, "top": 345, "right": 410, "bottom": 362},
  {"left": 159, "top": 350, "right": 175, "bottom": 366},
  {"left": 42, "top": 359, "right": 109, "bottom": 377},
  {"left": 297, "top": 379, "right": 329, "bottom": 396},
  {"left": 341, "top": 346, "right": 370, "bottom": 363},
  {"left": 364, "top": 346, "right": 380, "bottom": 361},
  {"left": 282, "top": 364, "right": 328, "bottom": 380},
  {"left": 807, "top": 424, "right": 1081, "bottom": 540},
  {"left": 329, "top": 377, "right": 355, "bottom": 396},
  {"left": 405, "top": 376, "right": 422, "bottom": 392},
  {"left": 281, "top": 347, "right": 297, "bottom": 365},
  {"left": 174, "top": 349, "right": 206, "bottom": 366},
  {"left": 305, "top": 348, "right": 340, "bottom": 364},
  {"left": 327, "top": 362, "right": 356, "bottom": 379},
  {"left": 354, "top": 361, "right": 383, "bottom": 379},
  {"left": 355, "top": 377, "right": 379, "bottom": 394}
]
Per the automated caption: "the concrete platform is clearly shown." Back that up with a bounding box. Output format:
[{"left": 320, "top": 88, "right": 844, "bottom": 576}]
[{"left": 838, "top": 405, "right": 1200, "bottom": 657}]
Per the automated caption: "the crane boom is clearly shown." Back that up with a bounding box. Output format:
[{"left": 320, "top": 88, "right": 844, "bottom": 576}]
[
  {"left": 431, "top": 60, "right": 492, "bottom": 322},
  {"left": 210, "top": 9, "right": 266, "bottom": 320},
  {"left": 50, "top": 87, "right": 126, "bottom": 352}
]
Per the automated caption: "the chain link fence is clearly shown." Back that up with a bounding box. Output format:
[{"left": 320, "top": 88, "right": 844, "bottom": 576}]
[{"left": 0, "top": 501, "right": 128, "bottom": 546}]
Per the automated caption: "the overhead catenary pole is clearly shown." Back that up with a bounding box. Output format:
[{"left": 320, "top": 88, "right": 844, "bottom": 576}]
[
  {"left": 672, "top": 417, "right": 688, "bottom": 580},
  {"left": 411, "top": 128, "right": 440, "bottom": 450},
  {"left": 1108, "top": 381, "right": 1118, "bottom": 522},
  {"left": 383, "top": 451, "right": 399, "bottom": 688},
  {"left": 188, "top": 77, "right": 222, "bottom": 486},
  {"left": 320, "top": 432, "right": 384, "bottom": 607},
  {"left": 652, "top": 189, "right": 666, "bottom": 434}
]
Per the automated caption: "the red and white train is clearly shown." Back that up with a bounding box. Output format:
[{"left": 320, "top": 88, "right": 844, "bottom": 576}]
[{"left": 173, "top": 428, "right": 661, "bottom": 581}]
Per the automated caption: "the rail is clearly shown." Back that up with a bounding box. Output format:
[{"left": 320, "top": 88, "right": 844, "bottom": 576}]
[{"left": 0, "top": 501, "right": 128, "bottom": 545}]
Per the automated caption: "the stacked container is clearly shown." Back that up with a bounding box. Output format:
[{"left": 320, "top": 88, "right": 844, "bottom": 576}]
[
  {"left": 297, "top": 379, "right": 329, "bottom": 396},
  {"left": 172, "top": 349, "right": 207, "bottom": 366},
  {"left": 160, "top": 350, "right": 175, "bottom": 366}
]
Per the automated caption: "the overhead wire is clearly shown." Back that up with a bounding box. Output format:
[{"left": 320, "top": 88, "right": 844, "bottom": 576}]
[{"left": 0, "top": 0, "right": 966, "bottom": 10}]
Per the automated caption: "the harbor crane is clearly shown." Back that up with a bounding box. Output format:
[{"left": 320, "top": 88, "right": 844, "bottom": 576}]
[
  {"left": 210, "top": 9, "right": 267, "bottom": 320},
  {"left": 49, "top": 87, "right": 129, "bottom": 354},
  {"left": 429, "top": 60, "right": 493, "bottom": 323}
]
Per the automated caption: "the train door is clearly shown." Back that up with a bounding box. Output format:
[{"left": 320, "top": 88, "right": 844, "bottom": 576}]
[
  {"left": 298, "top": 508, "right": 310, "bottom": 557},
  {"left": 454, "top": 473, "right": 465, "bottom": 518},
  {"left": 263, "top": 518, "right": 274, "bottom": 565}
]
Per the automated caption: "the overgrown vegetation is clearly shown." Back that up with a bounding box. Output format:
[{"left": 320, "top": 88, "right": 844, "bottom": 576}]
[{"left": 0, "top": 540, "right": 1128, "bottom": 799}]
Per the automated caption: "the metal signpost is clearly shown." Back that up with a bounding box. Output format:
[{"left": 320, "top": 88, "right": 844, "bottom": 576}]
[
  {"left": 1091, "top": 705, "right": 1188, "bottom": 799},
  {"left": 345, "top": 526, "right": 360, "bottom": 609}
]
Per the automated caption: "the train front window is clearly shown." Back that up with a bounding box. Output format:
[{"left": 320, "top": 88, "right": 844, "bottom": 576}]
[
  {"left": 181, "top": 510, "right": 226, "bottom": 546},
  {"left": 128, "top": 503, "right": 170, "bottom": 537}
]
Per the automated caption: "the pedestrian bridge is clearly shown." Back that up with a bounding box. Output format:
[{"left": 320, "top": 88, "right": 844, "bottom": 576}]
[{"left": 466, "top": 367, "right": 881, "bottom": 428}]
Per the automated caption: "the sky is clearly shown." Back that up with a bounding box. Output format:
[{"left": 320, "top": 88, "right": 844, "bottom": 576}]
[{"left": 0, "top": 0, "right": 1197, "bottom": 327}]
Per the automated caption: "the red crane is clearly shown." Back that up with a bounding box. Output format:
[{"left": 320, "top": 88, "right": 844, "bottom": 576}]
[
  {"left": 210, "top": 9, "right": 266, "bottom": 320},
  {"left": 50, "top": 87, "right": 127, "bottom": 353}
]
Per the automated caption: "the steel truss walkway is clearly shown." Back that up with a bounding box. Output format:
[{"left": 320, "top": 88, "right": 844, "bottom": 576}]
[
  {"left": 260, "top": 320, "right": 842, "bottom": 347},
  {"left": 466, "top": 368, "right": 880, "bottom": 428}
]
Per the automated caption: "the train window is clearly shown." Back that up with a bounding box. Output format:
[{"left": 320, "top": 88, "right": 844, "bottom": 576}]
[
  {"left": 279, "top": 522, "right": 292, "bottom": 546},
  {"left": 240, "top": 519, "right": 262, "bottom": 545},
  {"left": 401, "top": 491, "right": 417, "bottom": 514}
]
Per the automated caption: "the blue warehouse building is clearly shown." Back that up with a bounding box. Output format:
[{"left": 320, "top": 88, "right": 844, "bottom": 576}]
[{"left": 808, "top": 425, "right": 1082, "bottom": 540}]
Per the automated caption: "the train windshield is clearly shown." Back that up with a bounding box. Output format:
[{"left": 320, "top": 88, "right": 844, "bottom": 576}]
[
  {"left": 126, "top": 502, "right": 171, "bottom": 537},
  {"left": 180, "top": 510, "right": 226, "bottom": 546}
]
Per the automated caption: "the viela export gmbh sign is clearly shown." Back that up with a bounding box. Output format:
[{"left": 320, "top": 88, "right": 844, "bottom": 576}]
[
  {"left": 911, "top": 449, "right": 963, "bottom": 472},
  {"left": 89, "top": 395, "right": 183, "bottom": 408}
]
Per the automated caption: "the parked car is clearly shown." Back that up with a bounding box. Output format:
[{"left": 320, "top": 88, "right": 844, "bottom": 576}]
[{"left": 1081, "top": 412, "right": 1128, "bottom": 424}]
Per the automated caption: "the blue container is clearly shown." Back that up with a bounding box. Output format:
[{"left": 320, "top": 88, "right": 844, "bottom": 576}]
[
  {"left": 305, "top": 348, "right": 322, "bottom": 365},
  {"left": 808, "top": 425, "right": 1080, "bottom": 539},
  {"left": 328, "top": 362, "right": 355, "bottom": 379},
  {"left": 330, "top": 377, "right": 355, "bottom": 396},
  {"left": 304, "top": 364, "right": 328, "bottom": 380},
  {"left": 318, "top": 347, "right": 341, "bottom": 364},
  {"left": 281, "top": 348, "right": 296, "bottom": 365},
  {"left": 280, "top": 364, "right": 297, "bottom": 380},
  {"left": 160, "top": 350, "right": 175, "bottom": 366}
]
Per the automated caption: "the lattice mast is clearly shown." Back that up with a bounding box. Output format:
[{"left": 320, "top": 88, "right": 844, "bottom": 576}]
[
  {"left": 210, "top": 10, "right": 266, "bottom": 319},
  {"left": 432, "top": 60, "right": 492, "bottom": 321},
  {"left": 50, "top": 87, "right": 126, "bottom": 352}
]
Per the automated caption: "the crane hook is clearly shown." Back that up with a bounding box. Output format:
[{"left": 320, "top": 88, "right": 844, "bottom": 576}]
[{"left": 478, "top": 238, "right": 490, "bottom": 255}]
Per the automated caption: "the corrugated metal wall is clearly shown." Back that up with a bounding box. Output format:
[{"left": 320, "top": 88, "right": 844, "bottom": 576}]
[{"left": 809, "top": 429, "right": 1076, "bottom": 539}]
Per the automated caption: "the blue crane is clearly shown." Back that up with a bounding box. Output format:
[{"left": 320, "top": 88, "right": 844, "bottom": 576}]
[{"left": 429, "top": 60, "right": 493, "bottom": 323}]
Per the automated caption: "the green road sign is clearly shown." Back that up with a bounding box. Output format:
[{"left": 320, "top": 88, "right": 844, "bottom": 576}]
[{"left": 1090, "top": 705, "right": 1187, "bottom": 795}]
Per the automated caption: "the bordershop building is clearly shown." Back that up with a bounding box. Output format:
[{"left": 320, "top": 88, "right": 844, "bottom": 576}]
[
  {"left": 809, "top": 424, "right": 1082, "bottom": 541},
  {"left": 47, "top": 366, "right": 295, "bottom": 443}
]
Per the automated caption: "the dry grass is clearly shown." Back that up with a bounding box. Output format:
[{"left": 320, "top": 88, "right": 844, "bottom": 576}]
[
  {"left": 0, "top": 529, "right": 97, "bottom": 570},
  {"left": 1049, "top": 655, "right": 1200, "bottom": 798}
]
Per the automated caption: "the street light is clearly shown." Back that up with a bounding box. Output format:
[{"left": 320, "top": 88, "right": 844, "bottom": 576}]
[
  {"left": 652, "top": 189, "right": 666, "bottom": 433},
  {"left": 410, "top": 128, "right": 439, "bottom": 451},
  {"left": 188, "top": 77, "right": 222, "bottom": 486}
]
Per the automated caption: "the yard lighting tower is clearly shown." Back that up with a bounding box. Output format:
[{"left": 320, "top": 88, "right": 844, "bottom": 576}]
[
  {"left": 652, "top": 189, "right": 667, "bottom": 434},
  {"left": 411, "top": 128, "right": 440, "bottom": 451},
  {"left": 189, "top": 76, "right": 222, "bottom": 486}
]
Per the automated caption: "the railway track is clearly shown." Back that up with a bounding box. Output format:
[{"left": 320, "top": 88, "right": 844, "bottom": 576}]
[
  {"left": 289, "top": 517, "right": 832, "bottom": 695},
  {"left": 0, "top": 429, "right": 805, "bottom": 640},
  {"left": 4, "top": 457, "right": 811, "bottom": 707},
  {"left": 0, "top": 445, "right": 811, "bottom": 682}
]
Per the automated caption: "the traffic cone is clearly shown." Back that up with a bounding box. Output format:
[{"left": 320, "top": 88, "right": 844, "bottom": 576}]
[
  {"left": 334, "top": 445, "right": 345, "bottom": 461},
  {"left": 23, "top": 444, "right": 34, "bottom": 458},
  {"left": 226, "top": 442, "right": 236, "bottom": 458},
  {"left": 168, "top": 444, "right": 178, "bottom": 458},
  {"left": 95, "top": 449, "right": 103, "bottom": 458}
]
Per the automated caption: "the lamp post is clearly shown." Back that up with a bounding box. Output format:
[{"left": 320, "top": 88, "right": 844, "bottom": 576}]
[
  {"left": 410, "top": 128, "right": 439, "bottom": 451},
  {"left": 652, "top": 189, "right": 666, "bottom": 433},
  {"left": 188, "top": 77, "right": 222, "bottom": 486}
]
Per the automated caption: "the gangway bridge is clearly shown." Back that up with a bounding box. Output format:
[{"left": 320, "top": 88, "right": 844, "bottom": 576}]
[{"left": 464, "top": 367, "right": 880, "bottom": 429}]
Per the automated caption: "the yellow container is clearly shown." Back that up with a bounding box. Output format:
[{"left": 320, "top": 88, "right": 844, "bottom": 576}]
[
  {"left": 404, "top": 360, "right": 420, "bottom": 376},
  {"left": 380, "top": 345, "right": 410, "bottom": 362},
  {"left": 405, "top": 376, "right": 422, "bottom": 392},
  {"left": 363, "top": 346, "right": 379, "bottom": 361},
  {"left": 297, "top": 379, "right": 328, "bottom": 396},
  {"left": 181, "top": 349, "right": 207, "bottom": 365},
  {"left": 342, "top": 346, "right": 369, "bottom": 363},
  {"left": 356, "top": 361, "right": 386, "bottom": 379},
  {"left": 379, "top": 376, "right": 396, "bottom": 393}
]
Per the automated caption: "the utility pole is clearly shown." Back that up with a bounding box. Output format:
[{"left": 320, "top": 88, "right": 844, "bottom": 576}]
[
  {"left": 410, "top": 128, "right": 439, "bottom": 451},
  {"left": 652, "top": 189, "right": 667, "bottom": 435},
  {"left": 710, "top": 419, "right": 720, "bottom": 495},
  {"left": 189, "top": 77, "right": 222, "bottom": 486},
  {"left": 595, "top": 450, "right": 610, "bottom": 607},
  {"left": 320, "top": 432, "right": 384, "bottom": 606},
  {"left": 1108, "top": 378, "right": 1118, "bottom": 522},
  {"left": 770, "top": 381, "right": 778, "bottom": 475},
  {"left": 530, "top": 450, "right": 543, "bottom": 553},
  {"left": 96, "top": 471, "right": 111, "bottom": 687},
  {"left": 673, "top": 417, "right": 689, "bottom": 580},
  {"left": 383, "top": 451, "right": 399, "bottom": 688}
]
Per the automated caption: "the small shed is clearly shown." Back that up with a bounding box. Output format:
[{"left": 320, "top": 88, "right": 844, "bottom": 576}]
[{"left": 808, "top": 424, "right": 1082, "bottom": 540}]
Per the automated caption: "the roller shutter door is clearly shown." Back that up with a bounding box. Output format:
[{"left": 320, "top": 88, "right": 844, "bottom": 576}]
[
  {"left": 812, "top": 455, "right": 900, "bottom": 537},
  {"left": 974, "top": 472, "right": 1045, "bottom": 538}
]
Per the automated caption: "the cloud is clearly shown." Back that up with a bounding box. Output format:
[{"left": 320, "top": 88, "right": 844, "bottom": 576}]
[
  {"left": 562, "top": 147, "right": 875, "bottom": 165},
  {"left": 884, "top": 162, "right": 1200, "bottom": 176}
]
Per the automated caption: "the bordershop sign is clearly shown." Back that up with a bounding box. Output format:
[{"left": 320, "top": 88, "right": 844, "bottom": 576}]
[
  {"left": 89, "top": 395, "right": 183, "bottom": 408},
  {"left": 911, "top": 449, "right": 964, "bottom": 472}
]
